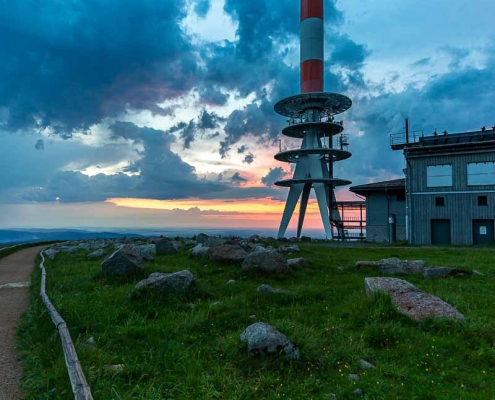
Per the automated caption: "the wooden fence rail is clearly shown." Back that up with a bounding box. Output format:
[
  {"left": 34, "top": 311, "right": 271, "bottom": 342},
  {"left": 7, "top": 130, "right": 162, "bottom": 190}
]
[{"left": 39, "top": 251, "right": 94, "bottom": 400}]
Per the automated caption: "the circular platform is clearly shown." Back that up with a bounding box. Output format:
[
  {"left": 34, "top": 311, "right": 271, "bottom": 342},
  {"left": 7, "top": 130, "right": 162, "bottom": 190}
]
[
  {"left": 282, "top": 121, "right": 344, "bottom": 138},
  {"left": 274, "top": 93, "right": 352, "bottom": 118},
  {"left": 274, "top": 177, "right": 352, "bottom": 187},
  {"left": 274, "top": 148, "right": 351, "bottom": 163}
]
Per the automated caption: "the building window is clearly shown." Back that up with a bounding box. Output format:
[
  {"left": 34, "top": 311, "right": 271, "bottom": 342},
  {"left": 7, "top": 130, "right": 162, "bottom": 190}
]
[
  {"left": 396, "top": 192, "right": 405, "bottom": 201},
  {"left": 435, "top": 197, "right": 445, "bottom": 206},
  {"left": 478, "top": 196, "right": 488, "bottom": 206},
  {"left": 467, "top": 162, "right": 495, "bottom": 185},
  {"left": 427, "top": 165, "right": 452, "bottom": 187}
]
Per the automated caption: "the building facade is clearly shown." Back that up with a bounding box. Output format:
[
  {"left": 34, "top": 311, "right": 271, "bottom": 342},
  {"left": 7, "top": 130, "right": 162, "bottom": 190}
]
[
  {"left": 350, "top": 179, "right": 406, "bottom": 243},
  {"left": 403, "top": 130, "right": 495, "bottom": 245}
]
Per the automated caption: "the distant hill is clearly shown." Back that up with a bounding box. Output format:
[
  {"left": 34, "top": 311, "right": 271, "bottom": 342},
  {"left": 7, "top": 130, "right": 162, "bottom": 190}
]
[{"left": 0, "top": 229, "right": 143, "bottom": 244}]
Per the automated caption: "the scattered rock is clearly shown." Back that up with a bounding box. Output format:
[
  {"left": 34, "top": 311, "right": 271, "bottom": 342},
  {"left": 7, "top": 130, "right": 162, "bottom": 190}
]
[
  {"left": 357, "top": 258, "right": 425, "bottom": 275},
  {"left": 329, "top": 394, "right": 337, "bottom": 399},
  {"left": 133, "top": 270, "right": 195, "bottom": 294},
  {"left": 80, "top": 337, "right": 96, "bottom": 350},
  {"left": 43, "top": 248, "right": 58, "bottom": 259},
  {"left": 288, "top": 237, "right": 299, "bottom": 243},
  {"left": 242, "top": 250, "right": 289, "bottom": 274},
  {"left": 211, "top": 301, "right": 223, "bottom": 307},
  {"left": 101, "top": 245, "right": 144, "bottom": 276},
  {"left": 348, "top": 374, "right": 360, "bottom": 381},
  {"left": 249, "top": 315, "right": 258, "bottom": 322},
  {"left": 190, "top": 244, "right": 210, "bottom": 258},
  {"left": 248, "top": 235, "right": 260, "bottom": 242},
  {"left": 87, "top": 249, "right": 105, "bottom": 260},
  {"left": 103, "top": 364, "right": 125, "bottom": 372},
  {"left": 287, "top": 257, "right": 308, "bottom": 268},
  {"left": 207, "top": 237, "right": 227, "bottom": 247},
  {"left": 240, "top": 322, "right": 300, "bottom": 360},
  {"left": 156, "top": 239, "right": 178, "bottom": 255},
  {"left": 227, "top": 280, "right": 236, "bottom": 284},
  {"left": 257, "top": 284, "right": 293, "bottom": 295},
  {"left": 0, "top": 282, "right": 30, "bottom": 290},
  {"left": 358, "top": 359, "right": 376, "bottom": 370},
  {"left": 365, "top": 277, "right": 465, "bottom": 321},
  {"left": 196, "top": 233, "right": 209, "bottom": 245},
  {"left": 353, "top": 389, "right": 364, "bottom": 397},
  {"left": 423, "top": 267, "right": 473, "bottom": 279},
  {"left": 336, "top": 267, "right": 346, "bottom": 271},
  {"left": 130, "top": 244, "right": 156, "bottom": 261},
  {"left": 300, "top": 236, "right": 312, "bottom": 243},
  {"left": 209, "top": 244, "right": 248, "bottom": 263},
  {"left": 277, "top": 237, "right": 289, "bottom": 242},
  {"left": 278, "top": 245, "right": 301, "bottom": 253}
]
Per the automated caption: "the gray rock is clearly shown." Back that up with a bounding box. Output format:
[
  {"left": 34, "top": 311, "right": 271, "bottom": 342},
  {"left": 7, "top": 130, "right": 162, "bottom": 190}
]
[
  {"left": 248, "top": 235, "right": 260, "bottom": 242},
  {"left": 196, "top": 233, "right": 209, "bottom": 245},
  {"left": 357, "top": 258, "right": 426, "bottom": 275},
  {"left": 423, "top": 267, "right": 473, "bottom": 279},
  {"left": 249, "top": 315, "right": 258, "bottom": 322},
  {"left": 348, "top": 374, "right": 360, "bottom": 381},
  {"left": 43, "top": 248, "right": 58, "bottom": 260},
  {"left": 80, "top": 337, "right": 96, "bottom": 350},
  {"left": 288, "top": 237, "right": 299, "bottom": 243},
  {"left": 240, "top": 322, "right": 300, "bottom": 360},
  {"left": 329, "top": 394, "right": 337, "bottom": 399},
  {"left": 103, "top": 364, "right": 125, "bottom": 372},
  {"left": 130, "top": 244, "right": 156, "bottom": 261},
  {"left": 287, "top": 257, "right": 308, "bottom": 268},
  {"left": 209, "top": 244, "right": 248, "bottom": 263},
  {"left": 227, "top": 280, "right": 236, "bottom": 284},
  {"left": 102, "top": 245, "right": 144, "bottom": 276},
  {"left": 300, "top": 236, "right": 312, "bottom": 242},
  {"left": 211, "top": 301, "right": 223, "bottom": 307},
  {"left": 207, "top": 237, "right": 227, "bottom": 247},
  {"left": 190, "top": 244, "right": 210, "bottom": 258},
  {"left": 278, "top": 245, "right": 301, "bottom": 253},
  {"left": 358, "top": 359, "right": 376, "bottom": 370},
  {"left": 365, "top": 277, "right": 465, "bottom": 321},
  {"left": 257, "top": 284, "right": 293, "bottom": 295},
  {"left": 171, "top": 241, "right": 183, "bottom": 251},
  {"left": 353, "top": 389, "right": 364, "bottom": 397},
  {"left": 87, "top": 249, "right": 105, "bottom": 260},
  {"left": 242, "top": 250, "right": 289, "bottom": 274},
  {"left": 133, "top": 270, "right": 195, "bottom": 294},
  {"left": 156, "top": 239, "right": 178, "bottom": 255}
]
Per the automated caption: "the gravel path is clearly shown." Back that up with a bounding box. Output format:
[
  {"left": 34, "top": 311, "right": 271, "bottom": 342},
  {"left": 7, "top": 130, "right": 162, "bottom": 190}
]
[{"left": 0, "top": 246, "right": 45, "bottom": 400}]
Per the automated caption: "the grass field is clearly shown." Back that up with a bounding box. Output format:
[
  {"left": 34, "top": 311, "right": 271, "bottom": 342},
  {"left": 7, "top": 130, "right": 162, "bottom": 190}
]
[{"left": 18, "top": 241, "right": 495, "bottom": 399}]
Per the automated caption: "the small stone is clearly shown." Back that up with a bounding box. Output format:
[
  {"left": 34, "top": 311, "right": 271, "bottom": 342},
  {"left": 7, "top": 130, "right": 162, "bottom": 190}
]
[
  {"left": 423, "top": 267, "right": 473, "bottom": 279},
  {"left": 337, "top": 266, "right": 346, "bottom": 271},
  {"left": 287, "top": 257, "right": 308, "bottom": 267},
  {"left": 358, "top": 359, "right": 375, "bottom": 370},
  {"left": 300, "top": 236, "right": 312, "bottom": 242},
  {"left": 103, "top": 364, "right": 125, "bottom": 372},
  {"left": 81, "top": 337, "right": 96, "bottom": 350},
  {"left": 348, "top": 374, "right": 360, "bottom": 381},
  {"left": 249, "top": 315, "right": 258, "bottom": 322},
  {"left": 353, "top": 389, "right": 364, "bottom": 396},
  {"left": 211, "top": 301, "right": 223, "bottom": 307},
  {"left": 278, "top": 245, "right": 301, "bottom": 253},
  {"left": 133, "top": 270, "right": 195, "bottom": 294},
  {"left": 227, "top": 280, "right": 236, "bottom": 284},
  {"left": 190, "top": 244, "right": 210, "bottom": 258},
  {"left": 87, "top": 249, "right": 105, "bottom": 260},
  {"left": 329, "top": 394, "right": 337, "bottom": 399},
  {"left": 257, "top": 284, "right": 293, "bottom": 295}
]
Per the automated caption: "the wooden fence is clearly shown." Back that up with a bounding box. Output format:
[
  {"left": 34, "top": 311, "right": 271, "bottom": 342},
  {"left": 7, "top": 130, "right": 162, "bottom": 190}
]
[{"left": 39, "top": 251, "right": 94, "bottom": 400}]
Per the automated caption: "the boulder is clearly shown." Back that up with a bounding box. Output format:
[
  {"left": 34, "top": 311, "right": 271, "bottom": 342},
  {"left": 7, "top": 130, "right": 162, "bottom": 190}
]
[
  {"left": 257, "top": 284, "right": 293, "bottom": 295},
  {"left": 242, "top": 250, "right": 288, "bottom": 274},
  {"left": 364, "top": 277, "right": 465, "bottom": 321},
  {"left": 129, "top": 244, "right": 156, "bottom": 261},
  {"left": 190, "top": 244, "right": 210, "bottom": 258},
  {"left": 358, "top": 359, "right": 376, "bottom": 370},
  {"left": 207, "top": 237, "right": 227, "bottom": 247},
  {"left": 43, "top": 248, "right": 58, "bottom": 260},
  {"left": 288, "top": 237, "right": 299, "bottom": 243},
  {"left": 287, "top": 257, "right": 308, "bottom": 268},
  {"left": 248, "top": 235, "right": 260, "bottom": 242},
  {"left": 278, "top": 245, "right": 301, "bottom": 254},
  {"left": 240, "top": 322, "right": 300, "bottom": 360},
  {"left": 423, "top": 267, "right": 473, "bottom": 279},
  {"left": 300, "top": 236, "right": 312, "bottom": 243},
  {"left": 196, "top": 233, "right": 209, "bottom": 245},
  {"left": 209, "top": 244, "right": 247, "bottom": 263},
  {"left": 101, "top": 245, "right": 144, "bottom": 276},
  {"left": 356, "top": 258, "right": 426, "bottom": 275},
  {"left": 87, "top": 249, "right": 105, "bottom": 260},
  {"left": 133, "top": 270, "right": 195, "bottom": 294},
  {"left": 156, "top": 239, "right": 178, "bottom": 255}
]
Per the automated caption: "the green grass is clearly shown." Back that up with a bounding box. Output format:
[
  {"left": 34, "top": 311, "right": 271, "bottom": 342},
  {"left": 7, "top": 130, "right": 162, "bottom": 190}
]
[{"left": 17, "top": 242, "right": 495, "bottom": 399}]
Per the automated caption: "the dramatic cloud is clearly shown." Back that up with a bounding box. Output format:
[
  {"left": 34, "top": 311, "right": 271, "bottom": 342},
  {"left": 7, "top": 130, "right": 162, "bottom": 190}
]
[
  {"left": 262, "top": 167, "right": 286, "bottom": 186},
  {"left": 243, "top": 153, "right": 255, "bottom": 164},
  {"left": 34, "top": 139, "right": 44, "bottom": 150}
]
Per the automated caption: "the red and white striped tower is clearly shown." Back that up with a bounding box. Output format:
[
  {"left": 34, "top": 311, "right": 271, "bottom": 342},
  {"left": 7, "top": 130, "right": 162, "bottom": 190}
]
[
  {"left": 273, "top": 0, "right": 352, "bottom": 239},
  {"left": 300, "top": 0, "right": 324, "bottom": 93}
]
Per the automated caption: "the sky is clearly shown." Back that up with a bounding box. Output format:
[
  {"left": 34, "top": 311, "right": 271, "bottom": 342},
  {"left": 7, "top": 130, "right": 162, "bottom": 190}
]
[{"left": 0, "top": 0, "right": 494, "bottom": 233}]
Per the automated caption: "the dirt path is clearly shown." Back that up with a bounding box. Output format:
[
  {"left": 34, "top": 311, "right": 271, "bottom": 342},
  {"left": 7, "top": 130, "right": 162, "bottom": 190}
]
[{"left": 0, "top": 246, "right": 45, "bottom": 400}]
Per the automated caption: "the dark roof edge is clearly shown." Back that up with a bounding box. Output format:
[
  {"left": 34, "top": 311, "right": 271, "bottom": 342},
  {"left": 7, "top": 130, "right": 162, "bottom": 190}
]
[{"left": 349, "top": 178, "right": 405, "bottom": 194}]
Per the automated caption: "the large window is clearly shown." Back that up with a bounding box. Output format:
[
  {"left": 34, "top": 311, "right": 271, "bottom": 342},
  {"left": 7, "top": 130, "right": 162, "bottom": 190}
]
[
  {"left": 467, "top": 162, "right": 495, "bottom": 185},
  {"left": 427, "top": 165, "right": 452, "bottom": 187}
]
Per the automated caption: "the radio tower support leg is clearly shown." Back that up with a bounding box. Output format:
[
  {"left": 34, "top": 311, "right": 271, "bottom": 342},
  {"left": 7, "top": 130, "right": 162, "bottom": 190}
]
[
  {"left": 297, "top": 183, "right": 312, "bottom": 238},
  {"left": 314, "top": 183, "right": 333, "bottom": 239},
  {"left": 277, "top": 183, "right": 305, "bottom": 238}
]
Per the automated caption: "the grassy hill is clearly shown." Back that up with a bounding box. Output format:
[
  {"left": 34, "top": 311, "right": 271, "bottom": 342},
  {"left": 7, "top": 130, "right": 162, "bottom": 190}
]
[{"left": 18, "top": 241, "right": 495, "bottom": 399}]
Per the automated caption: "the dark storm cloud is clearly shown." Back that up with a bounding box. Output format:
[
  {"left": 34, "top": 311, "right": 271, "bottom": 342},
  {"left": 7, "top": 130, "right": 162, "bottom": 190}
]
[
  {"left": 197, "top": 109, "right": 224, "bottom": 131},
  {"left": 262, "top": 167, "right": 286, "bottom": 186},
  {"left": 231, "top": 172, "right": 247, "bottom": 185},
  {"left": 193, "top": 0, "right": 211, "bottom": 18},
  {"left": 237, "top": 145, "right": 247, "bottom": 154},
  {"left": 0, "top": 0, "right": 196, "bottom": 135}
]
